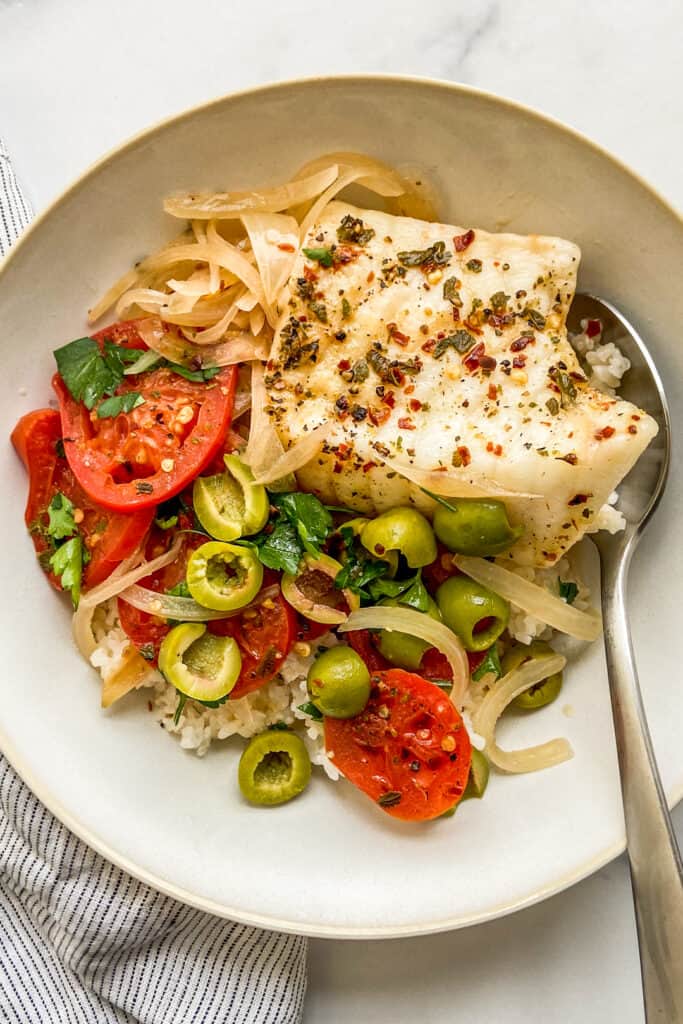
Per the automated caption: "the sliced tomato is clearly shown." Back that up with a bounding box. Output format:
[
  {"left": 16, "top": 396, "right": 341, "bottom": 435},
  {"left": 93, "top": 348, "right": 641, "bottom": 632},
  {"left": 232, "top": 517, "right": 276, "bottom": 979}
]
[
  {"left": 325, "top": 668, "right": 472, "bottom": 821},
  {"left": 208, "top": 583, "right": 297, "bottom": 699},
  {"left": 11, "top": 408, "right": 153, "bottom": 590},
  {"left": 346, "top": 629, "right": 391, "bottom": 673},
  {"left": 54, "top": 318, "right": 237, "bottom": 512}
]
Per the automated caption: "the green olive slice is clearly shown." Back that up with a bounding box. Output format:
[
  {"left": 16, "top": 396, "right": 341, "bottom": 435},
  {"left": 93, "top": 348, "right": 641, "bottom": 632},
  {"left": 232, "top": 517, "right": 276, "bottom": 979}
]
[
  {"left": 193, "top": 454, "right": 269, "bottom": 542},
  {"left": 360, "top": 507, "right": 437, "bottom": 568},
  {"left": 186, "top": 540, "right": 263, "bottom": 611},
  {"left": 281, "top": 552, "right": 359, "bottom": 624},
  {"left": 158, "top": 622, "right": 241, "bottom": 702},
  {"left": 238, "top": 731, "right": 312, "bottom": 806}
]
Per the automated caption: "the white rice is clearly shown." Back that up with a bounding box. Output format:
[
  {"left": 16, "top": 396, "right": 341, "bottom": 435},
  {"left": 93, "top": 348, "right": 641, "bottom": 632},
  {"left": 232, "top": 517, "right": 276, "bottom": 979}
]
[{"left": 87, "top": 316, "right": 628, "bottom": 769}]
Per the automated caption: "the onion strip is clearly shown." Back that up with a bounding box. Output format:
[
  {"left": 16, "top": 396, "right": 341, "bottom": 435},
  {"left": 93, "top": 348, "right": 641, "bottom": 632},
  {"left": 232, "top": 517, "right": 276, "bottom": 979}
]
[
  {"left": 472, "top": 655, "right": 573, "bottom": 773},
  {"left": 338, "top": 606, "right": 469, "bottom": 706},
  {"left": 241, "top": 212, "right": 300, "bottom": 307},
  {"left": 243, "top": 362, "right": 286, "bottom": 477},
  {"left": 163, "top": 165, "right": 339, "bottom": 220},
  {"left": 454, "top": 555, "right": 602, "bottom": 641},
  {"left": 251, "top": 422, "right": 333, "bottom": 485},
  {"left": 136, "top": 317, "right": 268, "bottom": 368},
  {"left": 118, "top": 583, "right": 280, "bottom": 622},
  {"left": 377, "top": 454, "right": 543, "bottom": 501}
]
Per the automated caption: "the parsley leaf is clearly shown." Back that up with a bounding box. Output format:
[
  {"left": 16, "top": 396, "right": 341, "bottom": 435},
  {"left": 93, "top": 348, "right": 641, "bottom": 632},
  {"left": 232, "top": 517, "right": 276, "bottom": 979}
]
[
  {"left": 303, "top": 247, "right": 334, "bottom": 268},
  {"left": 297, "top": 701, "right": 323, "bottom": 721},
  {"left": 155, "top": 514, "right": 179, "bottom": 530},
  {"left": 367, "top": 572, "right": 429, "bottom": 611},
  {"left": 559, "top": 579, "right": 579, "bottom": 605},
  {"left": 167, "top": 581, "right": 191, "bottom": 598},
  {"left": 433, "top": 330, "right": 476, "bottom": 359},
  {"left": 49, "top": 536, "right": 83, "bottom": 607},
  {"left": 472, "top": 645, "right": 502, "bottom": 682},
  {"left": 96, "top": 392, "right": 145, "bottom": 418},
  {"left": 47, "top": 492, "right": 77, "bottom": 540},
  {"left": 272, "top": 492, "right": 333, "bottom": 552},
  {"left": 54, "top": 337, "right": 119, "bottom": 409},
  {"left": 167, "top": 363, "right": 221, "bottom": 383},
  {"left": 256, "top": 520, "right": 303, "bottom": 576}
]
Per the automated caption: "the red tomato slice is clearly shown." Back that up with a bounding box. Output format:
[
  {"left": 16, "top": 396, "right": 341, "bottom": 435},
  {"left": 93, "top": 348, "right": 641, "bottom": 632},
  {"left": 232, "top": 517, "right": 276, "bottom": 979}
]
[
  {"left": 11, "top": 408, "right": 153, "bottom": 590},
  {"left": 53, "top": 319, "right": 237, "bottom": 512},
  {"left": 325, "top": 668, "right": 472, "bottom": 821},
  {"left": 208, "top": 583, "right": 297, "bottom": 699}
]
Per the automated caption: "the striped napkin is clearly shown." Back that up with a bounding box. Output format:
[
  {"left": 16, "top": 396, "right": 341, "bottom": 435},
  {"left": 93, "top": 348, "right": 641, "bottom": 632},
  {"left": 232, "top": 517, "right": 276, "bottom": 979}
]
[{"left": 0, "top": 138, "right": 307, "bottom": 1024}]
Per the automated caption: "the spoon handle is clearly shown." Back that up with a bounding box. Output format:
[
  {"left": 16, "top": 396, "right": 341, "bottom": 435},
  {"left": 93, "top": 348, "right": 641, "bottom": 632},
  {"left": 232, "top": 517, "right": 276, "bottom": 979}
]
[{"left": 601, "top": 552, "right": 683, "bottom": 1022}]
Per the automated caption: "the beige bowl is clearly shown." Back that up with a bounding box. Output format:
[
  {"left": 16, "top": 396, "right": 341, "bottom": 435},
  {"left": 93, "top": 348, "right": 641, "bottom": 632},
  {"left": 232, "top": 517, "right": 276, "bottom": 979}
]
[{"left": 0, "top": 76, "right": 681, "bottom": 937}]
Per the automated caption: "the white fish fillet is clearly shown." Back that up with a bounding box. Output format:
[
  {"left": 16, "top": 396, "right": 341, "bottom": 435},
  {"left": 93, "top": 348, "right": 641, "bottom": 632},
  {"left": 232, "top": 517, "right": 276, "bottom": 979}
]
[{"left": 266, "top": 201, "right": 657, "bottom": 567}]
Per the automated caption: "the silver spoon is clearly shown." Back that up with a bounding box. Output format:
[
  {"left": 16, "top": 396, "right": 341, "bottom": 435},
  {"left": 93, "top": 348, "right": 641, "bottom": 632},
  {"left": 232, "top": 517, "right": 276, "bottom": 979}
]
[{"left": 569, "top": 294, "right": 683, "bottom": 1022}]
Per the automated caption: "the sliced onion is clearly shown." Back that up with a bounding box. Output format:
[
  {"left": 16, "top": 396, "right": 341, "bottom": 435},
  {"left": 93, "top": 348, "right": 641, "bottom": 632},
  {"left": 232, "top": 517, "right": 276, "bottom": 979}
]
[
  {"left": 136, "top": 316, "right": 268, "bottom": 367},
  {"left": 242, "top": 212, "right": 300, "bottom": 307},
  {"left": 82, "top": 536, "right": 184, "bottom": 611},
  {"left": 243, "top": 362, "right": 286, "bottom": 476},
  {"left": 292, "top": 152, "right": 407, "bottom": 198},
  {"left": 454, "top": 555, "right": 603, "bottom": 642},
  {"left": 472, "top": 655, "right": 573, "bottom": 773},
  {"left": 205, "top": 222, "right": 266, "bottom": 307},
  {"left": 251, "top": 422, "right": 333, "bottom": 485},
  {"left": 338, "top": 606, "right": 469, "bottom": 706},
  {"left": 101, "top": 646, "right": 153, "bottom": 709},
  {"left": 250, "top": 306, "right": 266, "bottom": 337},
  {"left": 167, "top": 269, "right": 213, "bottom": 296},
  {"left": 378, "top": 454, "right": 543, "bottom": 501},
  {"left": 184, "top": 287, "right": 246, "bottom": 346},
  {"left": 298, "top": 168, "right": 369, "bottom": 242},
  {"left": 163, "top": 165, "right": 339, "bottom": 220},
  {"left": 118, "top": 582, "right": 281, "bottom": 622}
]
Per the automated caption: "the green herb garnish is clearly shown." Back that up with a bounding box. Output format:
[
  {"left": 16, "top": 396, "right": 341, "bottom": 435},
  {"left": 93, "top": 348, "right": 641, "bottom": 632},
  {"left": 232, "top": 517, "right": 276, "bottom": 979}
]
[
  {"left": 297, "top": 701, "right": 323, "bottom": 721},
  {"left": 47, "top": 492, "right": 77, "bottom": 540},
  {"left": 96, "top": 392, "right": 145, "bottom": 419},
  {"left": 397, "top": 240, "right": 451, "bottom": 269},
  {"left": 49, "top": 535, "right": 84, "bottom": 607},
  {"left": 337, "top": 215, "right": 375, "bottom": 245},
  {"left": 433, "top": 330, "right": 477, "bottom": 359},
  {"left": 303, "top": 247, "right": 334, "bottom": 268},
  {"left": 472, "top": 645, "right": 502, "bottom": 682}
]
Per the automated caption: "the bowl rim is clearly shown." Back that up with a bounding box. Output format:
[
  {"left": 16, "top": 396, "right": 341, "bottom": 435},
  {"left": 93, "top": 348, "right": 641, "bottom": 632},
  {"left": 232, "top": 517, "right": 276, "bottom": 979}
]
[{"left": 1, "top": 72, "right": 681, "bottom": 939}]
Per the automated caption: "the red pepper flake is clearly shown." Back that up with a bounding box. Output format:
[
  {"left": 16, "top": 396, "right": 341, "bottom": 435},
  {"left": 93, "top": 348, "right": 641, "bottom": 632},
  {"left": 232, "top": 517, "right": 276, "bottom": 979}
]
[
  {"left": 585, "top": 319, "right": 602, "bottom": 338},
  {"left": 463, "top": 342, "right": 485, "bottom": 372},
  {"left": 486, "top": 442, "right": 503, "bottom": 456},
  {"left": 362, "top": 461, "right": 377, "bottom": 472},
  {"left": 333, "top": 462, "right": 343, "bottom": 474},
  {"left": 487, "top": 383, "right": 497, "bottom": 401},
  {"left": 334, "top": 245, "right": 358, "bottom": 267},
  {"left": 628, "top": 424, "right": 638, "bottom": 434},
  {"left": 381, "top": 391, "right": 396, "bottom": 408},
  {"left": 463, "top": 318, "right": 483, "bottom": 336},
  {"left": 457, "top": 445, "right": 472, "bottom": 467},
  {"left": 278, "top": 242, "right": 296, "bottom": 252},
  {"left": 453, "top": 228, "right": 475, "bottom": 252},
  {"left": 421, "top": 339, "right": 436, "bottom": 353},
  {"left": 367, "top": 270, "right": 375, "bottom": 283},
  {"left": 479, "top": 354, "right": 497, "bottom": 371},
  {"left": 368, "top": 406, "right": 391, "bottom": 427},
  {"left": 510, "top": 335, "right": 534, "bottom": 352},
  {"left": 595, "top": 426, "right": 615, "bottom": 440},
  {"left": 337, "top": 359, "right": 351, "bottom": 371},
  {"left": 303, "top": 265, "right": 318, "bottom": 282},
  {"left": 387, "top": 322, "right": 410, "bottom": 347},
  {"left": 398, "top": 417, "right": 416, "bottom": 430},
  {"left": 512, "top": 354, "right": 527, "bottom": 369},
  {"left": 409, "top": 398, "right": 422, "bottom": 412},
  {"left": 568, "top": 493, "right": 591, "bottom": 506},
  {"left": 488, "top": 312, "right": 514, "bottom": 329},
  {"left": 404, "top": 384, "right": 415, "bottom": 396},
  {"left": 452, "top": 306, "right": 461, "bottom": 322},
  {"left": 631, "top": 414, "right": 641, "bottom": 421}
]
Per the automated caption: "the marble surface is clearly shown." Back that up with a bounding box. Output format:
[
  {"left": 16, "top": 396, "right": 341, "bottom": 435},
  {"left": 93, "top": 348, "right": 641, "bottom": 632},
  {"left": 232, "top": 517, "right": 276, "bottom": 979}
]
[{"left": 1, "top": 1, "right": 681, "bottom": 1021}]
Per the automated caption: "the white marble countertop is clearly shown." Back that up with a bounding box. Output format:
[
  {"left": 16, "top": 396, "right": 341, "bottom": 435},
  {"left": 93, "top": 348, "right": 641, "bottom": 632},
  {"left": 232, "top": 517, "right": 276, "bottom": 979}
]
[{"left": 1, "top": 1, "right": 681, "bottom": 1020}]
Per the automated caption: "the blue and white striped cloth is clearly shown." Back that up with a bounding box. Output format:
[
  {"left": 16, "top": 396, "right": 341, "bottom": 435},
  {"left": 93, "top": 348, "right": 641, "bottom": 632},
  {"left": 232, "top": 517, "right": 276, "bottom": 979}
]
[{"left": 0, "top": 138, "right": 308, "bottom": 1024}]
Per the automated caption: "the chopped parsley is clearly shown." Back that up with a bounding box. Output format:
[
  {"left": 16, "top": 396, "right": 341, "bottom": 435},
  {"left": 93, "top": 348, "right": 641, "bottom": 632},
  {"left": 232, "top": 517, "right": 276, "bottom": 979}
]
[
  {"left": 253, "top": 491, "right": 334, "bottom": 575},
  {"left": 96, "top": 392, "right": 145, "bottom": 419},
  {"left": 47, "top": 492, "right": 77, "bottom": 540},
  {"left": 167, "top": 581, "right": 191, "bottom": 598},
  {"left": 472, "top": 645, "right": 502, "bottom": 682},
  {"left": 465, "top": 258, "right": 482, "bottom": 273},
  {"left": 297, "top": 701, "right": 323, "bottom": 721},
  {"left": 49, "top": 536, "right": 84, "bottom": 607},
  {"left": 302, "top": 246, "right": 334, "bottom": 268},
  {"left": 442, "top": 277, "right": 463, "bottom": 307},
  {"left": 168, "top": 363, "right": 221, "bottom": 383}
]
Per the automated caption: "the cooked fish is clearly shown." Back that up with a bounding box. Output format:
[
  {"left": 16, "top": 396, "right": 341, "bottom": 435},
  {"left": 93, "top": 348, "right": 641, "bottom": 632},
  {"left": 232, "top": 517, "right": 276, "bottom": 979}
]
[{"left": 266, "top": 201, "right": 657, "bottom": 567}]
